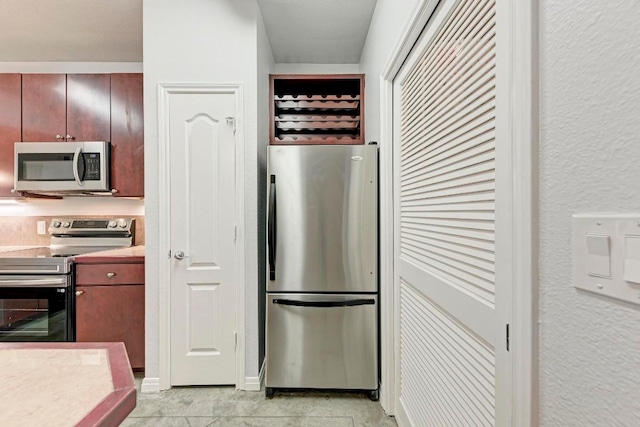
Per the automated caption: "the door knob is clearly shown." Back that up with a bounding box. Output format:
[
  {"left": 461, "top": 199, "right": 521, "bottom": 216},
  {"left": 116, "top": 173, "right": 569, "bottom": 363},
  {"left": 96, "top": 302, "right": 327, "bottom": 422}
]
[
  {"left": 66, "top": 135, "right": 75, "bottom": 140},
  {"left": 174, "top": 250, "right": 185, "bottom": 260},
  {"left": 75, "top": 290, "right": 84, "bottom": 296},
  {"left": 56, "top": 134, "right": 64, "bottom": 140}
]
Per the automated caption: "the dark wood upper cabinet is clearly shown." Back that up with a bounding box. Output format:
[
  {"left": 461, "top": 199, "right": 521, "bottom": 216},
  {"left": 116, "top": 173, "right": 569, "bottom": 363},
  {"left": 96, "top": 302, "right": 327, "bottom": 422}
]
[
  {"left": 22, "top": 74, "right": 67, "bottom": 142},
  {"left": 22, "top": 74, "right": 111, "bottom": 143},
  {"left": 270, "top": 74, "right": 365, "bottom": 145},
  {"left": 110, "top": 73, "right": 144, "bottom": 197},
  {"left": 2, "top": 72, "right": 143, "bottom": 198},
  {"left": 66, "top": 74, "right": 111, "bottom": 142},
  {"left": 0, "top": 74, "right": 21, "bottom": 197}
]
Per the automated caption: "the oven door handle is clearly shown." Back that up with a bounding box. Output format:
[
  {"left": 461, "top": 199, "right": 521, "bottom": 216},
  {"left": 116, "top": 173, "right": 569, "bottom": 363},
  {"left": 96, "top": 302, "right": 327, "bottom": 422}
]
[{"left": 0, "top": 277, "right": 69, "bottom": 288}]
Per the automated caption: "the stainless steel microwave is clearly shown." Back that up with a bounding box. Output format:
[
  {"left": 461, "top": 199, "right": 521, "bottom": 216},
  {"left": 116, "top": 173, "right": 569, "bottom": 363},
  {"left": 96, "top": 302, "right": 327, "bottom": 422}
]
[{"left": 14, "top": 141, "right": 110, "bottom": 193}]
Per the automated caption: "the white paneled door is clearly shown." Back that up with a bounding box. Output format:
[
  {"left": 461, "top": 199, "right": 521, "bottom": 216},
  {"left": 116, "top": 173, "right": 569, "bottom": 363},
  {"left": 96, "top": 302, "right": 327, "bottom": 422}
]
[
  {"left": 393, "top": 0, "right": 511, "bottom": 425},
  {"left": 169, "top": 91, "right": 237, "bottom": 385}
]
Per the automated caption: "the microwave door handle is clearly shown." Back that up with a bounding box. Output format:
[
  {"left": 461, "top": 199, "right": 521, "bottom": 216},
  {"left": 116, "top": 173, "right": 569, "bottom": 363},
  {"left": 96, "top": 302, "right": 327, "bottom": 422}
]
[{"left": 72, "top": 147, "right": 83, "bottom": 186}]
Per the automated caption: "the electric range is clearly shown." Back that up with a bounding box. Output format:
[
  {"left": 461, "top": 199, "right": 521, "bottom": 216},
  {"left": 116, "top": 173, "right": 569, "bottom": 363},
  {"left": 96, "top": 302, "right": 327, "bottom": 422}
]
[{"left": 0, "top": 217, "right": 135, "bottom": 342}]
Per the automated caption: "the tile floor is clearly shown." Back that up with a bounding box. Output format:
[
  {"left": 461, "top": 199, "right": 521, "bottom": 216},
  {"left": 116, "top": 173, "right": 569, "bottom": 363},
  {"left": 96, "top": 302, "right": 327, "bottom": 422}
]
[{"left": 124, "top": 378, "right": 397, "bottom": 427}]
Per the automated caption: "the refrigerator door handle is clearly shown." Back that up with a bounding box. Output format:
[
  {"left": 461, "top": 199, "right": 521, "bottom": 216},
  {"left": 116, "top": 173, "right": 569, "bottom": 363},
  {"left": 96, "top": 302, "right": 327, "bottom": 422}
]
[
  {"left": 268, "top": 174, "right": 277, "bottom": 280},
  {"left": 272, "top": 298, "right": 376, "bottom": 308}
]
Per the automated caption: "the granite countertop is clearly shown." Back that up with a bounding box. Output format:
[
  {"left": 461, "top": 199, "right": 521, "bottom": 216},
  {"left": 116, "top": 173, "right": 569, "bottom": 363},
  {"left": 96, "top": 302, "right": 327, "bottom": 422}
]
[
  {"left": 73, "top": 245, "right": 145, "bottom": 264},
  {"left": 0, "top": 342, "right": 136, "bottom": 427}
]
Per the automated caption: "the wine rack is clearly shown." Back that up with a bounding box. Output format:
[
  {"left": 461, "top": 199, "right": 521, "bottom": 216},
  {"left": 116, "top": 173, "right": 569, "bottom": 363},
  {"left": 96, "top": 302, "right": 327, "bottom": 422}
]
[{"left": 270, "top": 74, "right": 364, "bottom": 145}]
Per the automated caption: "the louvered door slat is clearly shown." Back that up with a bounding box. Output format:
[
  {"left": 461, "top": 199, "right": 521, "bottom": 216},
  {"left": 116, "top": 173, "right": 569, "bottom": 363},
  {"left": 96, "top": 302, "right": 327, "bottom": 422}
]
[
  {"left": 400, "top": 281, "right": 496, "bottom": 426},
  {"left": 402, "top": 84, "right": 495, "bottom": 160},
  {"left": 401, "top": 169, "right": 494, "bottom": 196},
  {"left": 401, "top": 228, "right": 494, "bottom": 261},
  {"left": 401, "top": 109, "right": 495, "bottom": 171},
  {"left": 401, "top": 180, "right": 494, "bottom": 202},
  {"left": 402, "top": 147, "right": 494, "bottom": 186},
  {"left": 403, "top": 0, "right": 492, "bottom": 101},
  {"left": 402, "top": 28, "right": 496, "bottom": 140},
  {"left": 401, "top": 2, "right": 495, "bottom": 128},
  {"left": 407, "top": 303, "right": 495, "bottom": 418},
  {"left": 401, "top": 130, "right": 495, "bottom": 179},
  {"left": 401, "top": 223, "right": 495, "bottom": 249}
]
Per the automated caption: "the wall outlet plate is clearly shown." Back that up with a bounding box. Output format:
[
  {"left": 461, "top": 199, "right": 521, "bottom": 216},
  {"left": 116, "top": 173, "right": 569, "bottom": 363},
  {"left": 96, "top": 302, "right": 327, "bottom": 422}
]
[{"left": 37, "top": 221, "right": 46, "bottom": 235}]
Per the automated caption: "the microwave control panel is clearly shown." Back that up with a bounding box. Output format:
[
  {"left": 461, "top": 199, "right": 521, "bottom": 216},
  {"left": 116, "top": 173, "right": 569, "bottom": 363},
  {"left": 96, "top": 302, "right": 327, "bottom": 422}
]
[{"left": 84, "top": 153, "right": 101, "bottom": 180}]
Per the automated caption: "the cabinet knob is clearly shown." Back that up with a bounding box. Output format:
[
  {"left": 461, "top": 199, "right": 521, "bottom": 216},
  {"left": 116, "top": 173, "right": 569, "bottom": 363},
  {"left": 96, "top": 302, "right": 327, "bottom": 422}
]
[
  {"left": 106, "top": 272, "right": 116, "bottom": 278},
  {"left": 66, "top": 135, "right": 75, "bottom": 141},
  {"left": 75, "top": 290, "right": 84, "bottom": 296},
  {"left": 56, "top": 134, "right": 64, "bottom": 140}
]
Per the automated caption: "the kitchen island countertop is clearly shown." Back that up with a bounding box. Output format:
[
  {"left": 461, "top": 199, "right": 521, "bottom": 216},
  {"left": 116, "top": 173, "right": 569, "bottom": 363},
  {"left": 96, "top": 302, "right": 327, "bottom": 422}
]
[{"left": 0, "top": 342, "right": 136, "bottom": 427}]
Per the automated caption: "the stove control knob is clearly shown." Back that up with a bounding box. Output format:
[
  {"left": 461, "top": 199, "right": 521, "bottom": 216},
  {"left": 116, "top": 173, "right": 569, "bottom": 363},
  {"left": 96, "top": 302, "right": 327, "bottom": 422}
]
[
  {"left": 118, "top": 220, "right": 128, "bottom": 229},
  {"left": 52, "top": 221, "right": 61, "bottom": 228},
  {"left": 61, "top": 221, "right": 71, "bottom": 228},
  {"left": 108, "top": 221, "right": 118, "bottom": 228}
]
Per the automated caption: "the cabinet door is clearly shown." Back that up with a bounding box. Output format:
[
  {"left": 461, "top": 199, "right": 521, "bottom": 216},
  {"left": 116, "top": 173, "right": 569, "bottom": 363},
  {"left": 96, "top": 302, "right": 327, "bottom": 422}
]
[
  {"left": 22, "top": 74, "right": 66, "bottom": 142},
  {"left": 0, "top": 74, "right": 21, "bottom": 196},
  {"left": 110, "top": 73, "right": 144, "bottom": 197},
  {"left": 76, "top": 285, "right": 145, "bottom": 369},
  {"left": 66, "top": 74, "right": 111, "bottom": 142}
]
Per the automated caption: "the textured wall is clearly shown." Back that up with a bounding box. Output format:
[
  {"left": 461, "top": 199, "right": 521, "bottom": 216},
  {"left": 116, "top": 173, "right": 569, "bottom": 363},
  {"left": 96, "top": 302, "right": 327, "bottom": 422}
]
[
  {"left": 143, "top": 0, "right": 261, "bottom": 386},
  {"left": 540, "top": 1, "right": 640, "bottom": 424}
]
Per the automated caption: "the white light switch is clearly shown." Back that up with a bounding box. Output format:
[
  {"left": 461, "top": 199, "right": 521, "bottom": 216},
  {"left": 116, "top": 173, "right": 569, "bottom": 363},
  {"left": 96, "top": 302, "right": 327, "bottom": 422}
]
[
  {"left": 586, "top": 233, "right": 610, "bottom": 277},
  {"left": 623, "top": 236, "right": 640, "bottom": 283}
]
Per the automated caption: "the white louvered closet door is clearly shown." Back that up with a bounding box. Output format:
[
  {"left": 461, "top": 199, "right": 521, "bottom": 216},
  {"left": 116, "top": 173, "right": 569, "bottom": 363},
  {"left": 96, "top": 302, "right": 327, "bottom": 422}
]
[{"left": 392, "top": 0, "right": 511, "bottom": 425}]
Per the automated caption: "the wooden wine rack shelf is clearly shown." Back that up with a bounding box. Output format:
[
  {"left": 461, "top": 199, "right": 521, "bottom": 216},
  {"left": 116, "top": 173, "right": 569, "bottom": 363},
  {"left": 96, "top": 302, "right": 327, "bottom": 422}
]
[{"left": 269, "top": 74, "right": 365, "bottom": 145}]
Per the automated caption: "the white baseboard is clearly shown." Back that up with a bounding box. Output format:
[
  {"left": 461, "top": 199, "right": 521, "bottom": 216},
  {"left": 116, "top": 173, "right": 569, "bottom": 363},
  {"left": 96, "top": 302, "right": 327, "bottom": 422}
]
[
  {"left": 243, "top": 360, "right": 265, "bottom": 391},
  {"left": 141, "top": 377, "right": 161, "bottom": 393}
]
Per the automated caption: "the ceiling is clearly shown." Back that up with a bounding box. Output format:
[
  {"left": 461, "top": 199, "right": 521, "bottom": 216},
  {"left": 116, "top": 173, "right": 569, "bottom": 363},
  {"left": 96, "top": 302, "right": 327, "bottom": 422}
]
[
  {"left": 0, "top": 0, "right": 376, "bottom": 64},
  {"left": 0, "top": 0, "right": 143, "bottom": 62},
  {"left": 257, "top": 0, "right": 377, "bottom": 63}
]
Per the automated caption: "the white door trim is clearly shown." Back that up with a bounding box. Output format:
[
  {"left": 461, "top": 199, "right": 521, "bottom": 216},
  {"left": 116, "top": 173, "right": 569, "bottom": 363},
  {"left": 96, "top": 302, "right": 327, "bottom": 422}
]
[
  {"left": 378, "top": 0, "right": 538, "bottom": 423},
  {"left": 155, "top": 82, "right": 246, "bottom": 391}
]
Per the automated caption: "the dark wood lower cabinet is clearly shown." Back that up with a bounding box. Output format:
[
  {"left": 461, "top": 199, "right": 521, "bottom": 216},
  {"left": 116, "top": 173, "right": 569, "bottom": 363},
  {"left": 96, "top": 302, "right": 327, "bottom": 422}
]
[{"left": 75, "top": 262, "right": 145, "bottom": 370}]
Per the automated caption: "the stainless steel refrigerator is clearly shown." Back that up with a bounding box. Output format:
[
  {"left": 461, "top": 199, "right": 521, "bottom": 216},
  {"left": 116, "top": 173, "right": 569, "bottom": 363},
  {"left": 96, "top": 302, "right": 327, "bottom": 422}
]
[{"left": 265, "top": 145, "right": 378, "bottom": 400}]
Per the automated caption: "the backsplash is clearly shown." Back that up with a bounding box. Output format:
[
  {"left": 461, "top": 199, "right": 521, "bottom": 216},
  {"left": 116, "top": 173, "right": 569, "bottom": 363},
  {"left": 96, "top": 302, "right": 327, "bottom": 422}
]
[{"left": 0, "top": 216, "right": 145, "bottom": 247}]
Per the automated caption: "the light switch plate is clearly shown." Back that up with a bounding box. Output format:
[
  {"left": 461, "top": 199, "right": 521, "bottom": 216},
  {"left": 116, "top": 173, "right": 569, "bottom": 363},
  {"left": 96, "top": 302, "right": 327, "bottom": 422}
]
[{"left": 573, "top": 214, "right": 640, "bottom": 305}]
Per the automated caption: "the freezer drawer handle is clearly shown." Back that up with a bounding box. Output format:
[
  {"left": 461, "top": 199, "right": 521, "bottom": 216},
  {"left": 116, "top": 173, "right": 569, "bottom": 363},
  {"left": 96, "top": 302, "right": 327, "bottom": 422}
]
[
  {"left": 272, "top": 298, "right": 375, "bottom": 308},
  {"left": 268, "top": 175, "right": 277, "bottom": 281}
]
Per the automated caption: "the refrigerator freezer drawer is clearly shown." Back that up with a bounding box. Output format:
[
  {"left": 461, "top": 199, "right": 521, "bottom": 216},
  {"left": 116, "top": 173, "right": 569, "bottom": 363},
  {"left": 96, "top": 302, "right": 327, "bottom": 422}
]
[{"left": 266, "top": 293, "right": 378, "bottom": 390}]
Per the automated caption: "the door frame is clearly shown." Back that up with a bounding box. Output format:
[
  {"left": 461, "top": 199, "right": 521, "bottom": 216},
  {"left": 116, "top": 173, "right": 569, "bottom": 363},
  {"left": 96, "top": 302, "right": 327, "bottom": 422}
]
[
  {"left": 156, "top": 82, "right": 246, "bottom": 390},
  {"left": 378, "top": 0, "right": 538, "bottom": 424}
]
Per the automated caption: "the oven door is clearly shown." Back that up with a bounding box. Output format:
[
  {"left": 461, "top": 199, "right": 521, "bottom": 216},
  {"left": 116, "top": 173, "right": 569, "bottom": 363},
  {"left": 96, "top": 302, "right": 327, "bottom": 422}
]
[{"left": 0, "top": 275, "right": 73, "bottom": 342}]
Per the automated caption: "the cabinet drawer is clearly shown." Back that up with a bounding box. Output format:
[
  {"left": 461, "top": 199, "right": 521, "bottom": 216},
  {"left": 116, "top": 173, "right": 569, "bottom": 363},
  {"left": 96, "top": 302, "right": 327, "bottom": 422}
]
[{"left": 76, "top": 263, "right": 144, "bottom": 286}]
